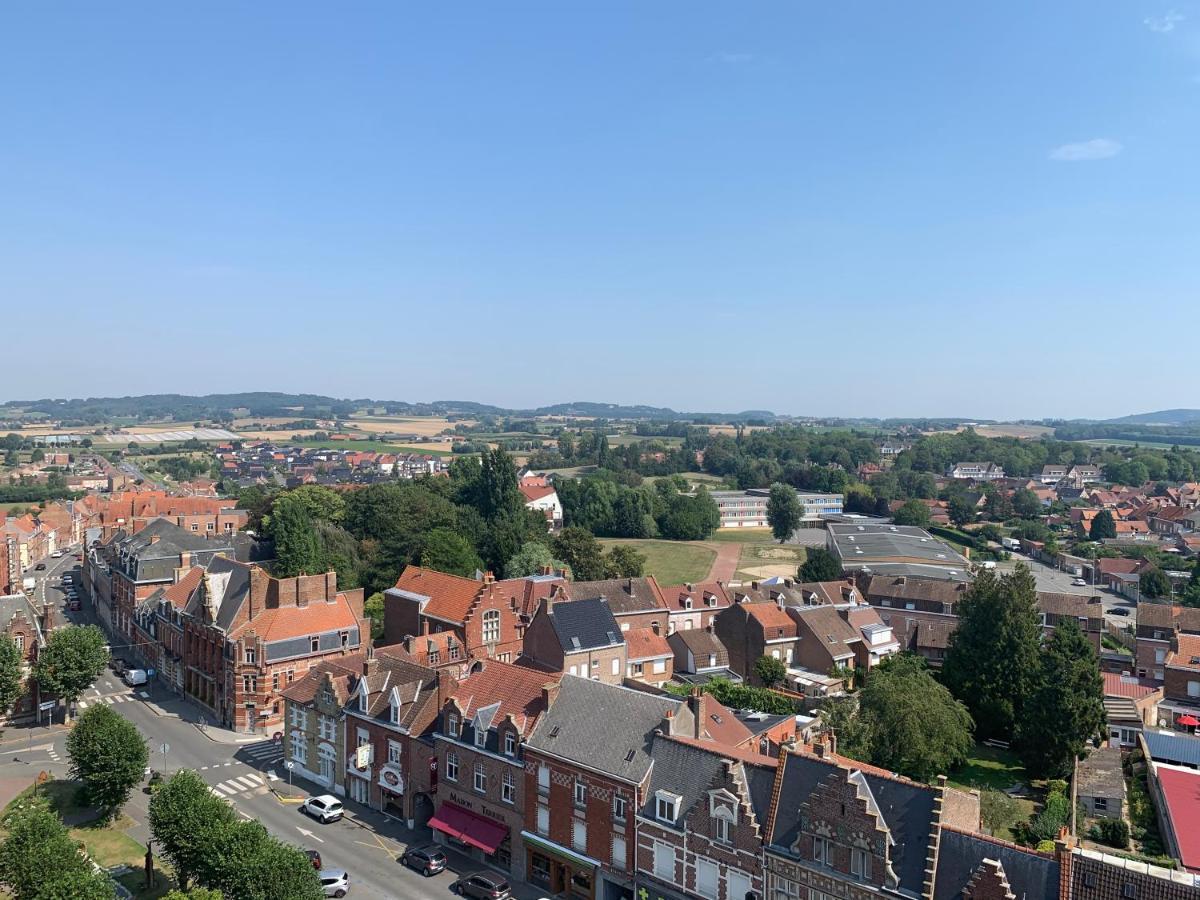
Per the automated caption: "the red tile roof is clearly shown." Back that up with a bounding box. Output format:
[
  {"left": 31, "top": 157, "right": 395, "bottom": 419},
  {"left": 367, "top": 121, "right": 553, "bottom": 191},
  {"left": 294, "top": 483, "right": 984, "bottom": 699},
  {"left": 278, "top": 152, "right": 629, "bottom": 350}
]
[
  {"left": 449, "top": 659, "right": 561, "bottom": 737},
  {"left": 1156, "top": 767, "right": 1200, "bottom": 873},
  {"left": 624, "top": 626, "right": 672, "bottom": 661},
  {"left": 1102, "top": 672, "right": 1160, "bottom": 700},
  {"left": 519, "top": 483, "right": 557, "bottom": 503},
  {"left": 1169, "top": 634, "right": 1200, "bottom": 672},
  {"left": 229, "top": 592, "right": 361, "bottom": 642},
  {"left": 658, "top": 581, "right": 731, "bottom": 613},
  {"left": 162, "top": 568, "right": 204, "bottom": 610},
  {"left": 394, "top": 566, "right": 485, "bottom": 624},
  {"left": 743, "top": 602, "right": 798, "bottom": 637}
]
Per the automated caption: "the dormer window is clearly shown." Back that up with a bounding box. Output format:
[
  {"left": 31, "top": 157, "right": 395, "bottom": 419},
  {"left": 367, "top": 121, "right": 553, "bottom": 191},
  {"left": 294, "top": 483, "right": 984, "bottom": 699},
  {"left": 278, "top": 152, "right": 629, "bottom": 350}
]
[
  {"left": 447, "top": 713, "right": 459, "bottom": 737},
  {"left": 244, "top": 647, "right": 256, "bottom": 665},
  {"left": 358, "top": 689, "right": 368, "bottom": 713},
  {"left": 504, "top": 731, "right": 516, "bottom": 756},
  {"left": 390, "top": 701, "right": 400, "bottom": 725},
  {"left": 683, "top": 597, "right": 692, "bottom": 610},
  {"left": 655, "top": 790, "right": 680, "bottom": 823},
  {"left": 474, "top": 727, "right": 487, "bottom": 749}
]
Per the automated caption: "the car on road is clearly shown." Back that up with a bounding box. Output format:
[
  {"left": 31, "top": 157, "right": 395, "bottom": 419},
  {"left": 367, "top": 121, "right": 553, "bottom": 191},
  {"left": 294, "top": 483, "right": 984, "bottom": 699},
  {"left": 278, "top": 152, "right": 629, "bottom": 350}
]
[
  {"left": 1110, "top": 607, "right": 1131, "bottom": 616},
  {"left": 399, "top": 845, "right": 447, "bottom": 876},
  {"left": 301, "top": 795, "right": 344, "bottom": 824},
  {"left": 50, "top": 551, "right": 63, "bottom": 558},
  {"left": 68, "top": 598, "right": 82, "bottom": 611},
  {"left": 318, "top": 869, "right": 350, "bottom": 898},
  {"left": 124, "top": 669, "right": 148, "bottom": 687},
  {"left": 35, "top": 562, "right": 46, "bottom": 571},
  {"left": 1071, "top": 578, "right": 1088, "bottom": 587},
  {"left": 112, "top": 659, "right": 129, "bottom": 676},
  {"left": 452, "top": 872, "right": 511, "bottom": 899},
  {"left": 304, "top": 850, "right": 322, "bottom": 870}
]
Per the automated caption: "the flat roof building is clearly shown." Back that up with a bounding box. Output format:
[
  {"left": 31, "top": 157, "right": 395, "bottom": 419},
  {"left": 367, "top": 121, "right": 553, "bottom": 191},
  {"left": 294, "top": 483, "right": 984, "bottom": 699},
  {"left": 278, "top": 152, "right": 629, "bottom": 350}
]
[
  {"left": 827, "top": 523, "right": 972, "bottom": 582},
  {"left": 710, "top": 488, "right": 843, "bottom": 529}
]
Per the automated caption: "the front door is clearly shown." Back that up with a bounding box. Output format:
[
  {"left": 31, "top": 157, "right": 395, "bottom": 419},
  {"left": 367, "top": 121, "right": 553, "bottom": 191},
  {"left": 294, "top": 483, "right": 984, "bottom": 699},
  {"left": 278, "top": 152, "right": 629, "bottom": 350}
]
[{"left": 349, "top": 776, "right": 369, "bottom": 804}]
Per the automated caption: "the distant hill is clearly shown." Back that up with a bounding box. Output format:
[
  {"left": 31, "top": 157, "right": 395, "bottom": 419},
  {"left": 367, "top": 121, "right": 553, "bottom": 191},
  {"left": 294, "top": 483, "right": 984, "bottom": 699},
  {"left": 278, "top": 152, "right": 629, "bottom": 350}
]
[
  {"left": 1106, "top": 409, "right": 1200, "bottom": 426},
  {"left": 0, "top": 393, "right": 776, "bottom": 425}
]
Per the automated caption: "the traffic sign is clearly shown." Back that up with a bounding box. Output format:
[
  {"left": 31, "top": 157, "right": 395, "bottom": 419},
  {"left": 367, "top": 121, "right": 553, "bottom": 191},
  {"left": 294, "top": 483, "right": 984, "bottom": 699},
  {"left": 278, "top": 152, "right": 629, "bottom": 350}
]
[
  {"left": 147, "top": 668, "right": 156, "bottom": 678},
  {"left": 159, "top": 743, "right": 170, "bottom": 754},
  {"left": 38, "top": 701, "right": 55, "bottom": 712},
  {"left": 285, "top": 760, "right": 295, "bottom": 770}
]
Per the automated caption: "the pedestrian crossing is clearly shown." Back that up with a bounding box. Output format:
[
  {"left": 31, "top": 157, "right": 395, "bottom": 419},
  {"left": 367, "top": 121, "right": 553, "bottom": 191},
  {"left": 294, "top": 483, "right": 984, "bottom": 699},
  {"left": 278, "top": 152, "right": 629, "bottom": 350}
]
[
  {"left": 241, "top": 740, "right": 283, "bottom": 766},
  {"left": 77, "top": 690, "right": 152, "bottom": 709},
  {"left": 207, "top": 773, "right": 266, "bottom": 798}
]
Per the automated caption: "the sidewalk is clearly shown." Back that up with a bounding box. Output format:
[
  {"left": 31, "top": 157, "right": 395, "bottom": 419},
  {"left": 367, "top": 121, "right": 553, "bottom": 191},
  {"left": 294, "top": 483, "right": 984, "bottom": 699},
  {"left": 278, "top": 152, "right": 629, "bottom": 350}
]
[{"left": 270, "top": 768, "right": 555, "bottom": 900}]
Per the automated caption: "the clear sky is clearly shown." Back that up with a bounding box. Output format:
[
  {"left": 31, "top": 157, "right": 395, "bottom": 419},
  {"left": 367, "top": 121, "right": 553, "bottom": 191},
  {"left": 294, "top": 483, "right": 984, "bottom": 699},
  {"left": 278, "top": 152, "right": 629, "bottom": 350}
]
[{"left": 2, "top": 2, "right": 1198, "bottom": 420}]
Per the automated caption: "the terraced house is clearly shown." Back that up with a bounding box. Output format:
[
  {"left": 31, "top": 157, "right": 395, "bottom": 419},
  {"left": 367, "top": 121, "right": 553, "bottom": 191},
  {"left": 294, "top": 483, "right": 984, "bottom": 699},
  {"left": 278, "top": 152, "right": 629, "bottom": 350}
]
[{"left": 280, "top": 652, "right": 366, "bottom": 794}]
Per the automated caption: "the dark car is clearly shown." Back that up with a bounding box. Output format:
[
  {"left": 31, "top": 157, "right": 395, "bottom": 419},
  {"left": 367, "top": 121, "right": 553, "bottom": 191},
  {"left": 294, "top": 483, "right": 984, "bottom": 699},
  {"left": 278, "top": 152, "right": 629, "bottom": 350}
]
[
  {"left": 35, "top": 563, "right": 46, "bottom": 571},
  {"left": 304, "top": 849, "right": 322, "bottom": 870},
  {"left": 400, "top": 845, "right": 447, "bottom": 876},
  {"left": 1110, "top": 607, "right": 1131, "bottom": 617},
  {"left": 68, "top": 599, "right": 81, "bottom": 611},
  {"left": 111, "top": 659, "right": 129, "bottom": 677},
  {"left": 452, "top": 872, "right": 511, "bottom": 900}
]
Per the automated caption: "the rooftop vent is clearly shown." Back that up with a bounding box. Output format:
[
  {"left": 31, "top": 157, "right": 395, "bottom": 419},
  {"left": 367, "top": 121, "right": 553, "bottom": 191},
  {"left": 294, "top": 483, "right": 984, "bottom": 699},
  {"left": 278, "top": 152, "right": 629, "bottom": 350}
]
[
  {"left": 570, "top": 636, "right": 581, "bottom": 650},
  {"left": 624, "top": 749, "right": 636, "bottom": 762},
  {"left": 549, "top": 726, "right": 560, "bottom": 738}
]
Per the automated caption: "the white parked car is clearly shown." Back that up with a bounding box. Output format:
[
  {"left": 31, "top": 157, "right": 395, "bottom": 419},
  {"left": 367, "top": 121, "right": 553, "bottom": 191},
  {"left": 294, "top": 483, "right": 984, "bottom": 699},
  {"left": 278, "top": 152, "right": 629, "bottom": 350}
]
[
  {"left": 1071, "top": 578, "right": 1088, "bottom": 587},
  {"left": 319, "top": 869, "right": 349, "bottom": 898},
  {"left": 302, "top": 795, "right": 344, "bottom": 824},
  {"left": 50, "top": 551, "right": 64, "bottom": 559}
]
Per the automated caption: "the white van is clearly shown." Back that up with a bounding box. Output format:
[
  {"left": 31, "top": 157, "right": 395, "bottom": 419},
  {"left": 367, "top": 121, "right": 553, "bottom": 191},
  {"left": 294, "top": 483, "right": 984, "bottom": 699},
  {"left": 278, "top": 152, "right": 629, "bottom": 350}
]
[{"left": 124, "top": 669, "right": 148, "bottom": 687}]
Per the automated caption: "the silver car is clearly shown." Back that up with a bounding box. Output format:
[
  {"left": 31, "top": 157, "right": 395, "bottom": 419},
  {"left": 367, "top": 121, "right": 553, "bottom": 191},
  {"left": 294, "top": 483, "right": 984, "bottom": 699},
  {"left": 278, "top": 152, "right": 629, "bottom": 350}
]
[{"left": 319, "top": 869, "right": 349, "bottom": 898}]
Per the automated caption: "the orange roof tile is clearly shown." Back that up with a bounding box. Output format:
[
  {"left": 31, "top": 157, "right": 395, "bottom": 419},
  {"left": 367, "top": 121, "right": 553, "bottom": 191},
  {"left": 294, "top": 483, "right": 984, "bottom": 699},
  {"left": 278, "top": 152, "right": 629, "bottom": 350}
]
[
  {"left": 743, "top": 601, "right": 798, "bottom": 636},
  {"left": 449, "top": 659, "right": 562, "bottom": 737},
  {"left": 519, "top": 483, "right": 557, "bottom": 503},
  {"left": 1170, "top": 634, "right": 1200, "bottom": 672},
  {"left": 394, "top": 566, "right": 484, "bottom": 624},
  {"left": 162, "top": 568, "right": 204, "bottom": 610},
  {"left": 230, "top": 592, "right": 361, "bottom": 642},
  {"left": 624, "top": 626, "right": 672, "bottom": 661}
]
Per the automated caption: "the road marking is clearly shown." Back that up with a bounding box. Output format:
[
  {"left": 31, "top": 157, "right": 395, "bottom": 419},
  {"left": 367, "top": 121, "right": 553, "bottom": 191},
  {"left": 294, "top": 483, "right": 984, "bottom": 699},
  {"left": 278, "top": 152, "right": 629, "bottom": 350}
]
[
  {"left": 296, "top": 827, "right": 324, "bottom": 844},
  {"left": 232, "top": 776, "right": 259, "bottom": 789},
  {"left": 78, "top": 701, "right": 88, "bottom": 709},
  {"left": 223, "top": 762, "right": 233, "bottom": 766},
  {"left": 138, "top": 691, "right": 149, "bottom": 699}
]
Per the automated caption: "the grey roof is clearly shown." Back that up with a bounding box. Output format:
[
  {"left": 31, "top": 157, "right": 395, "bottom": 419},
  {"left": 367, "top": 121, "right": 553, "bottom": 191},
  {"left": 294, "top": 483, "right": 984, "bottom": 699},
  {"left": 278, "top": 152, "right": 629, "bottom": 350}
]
[
  {"left": 934, "top": 829, "right": 1060, "bottom": 900},
  {"left": 570, "top": 577, "right": 664, "bottom": 616},
  {"left": 672, "top": 668, "right": 744, "bottom": 686},
  {"left": 639, "top": 734, "right": 775, "bottom": 827},
  {"left": 182, "top": 555, "right": 252, "bottom": 632},
  {"left": 828, "top": 523, "right": 970, "bottom": 573},
  {"left": 769, "top": 751, "right": 937, "bottom": 896},
  {"left": 1143, "top": 730, "right": 1200, "bottom": 768},
  {"left": 525, "top": 676, "right": 685, "bottom": 783},
  {"left": 120, "top": 518, "right": 235, "bottom": 583},
  {"left": 0, "top": 593, "right": 44, "bottom": 647},
  {"left": 1076, "top": 747, "right": 1125, "bottom": 799},
  {"left": 546, "top": 597, "right": 624, "bottom": 653}
]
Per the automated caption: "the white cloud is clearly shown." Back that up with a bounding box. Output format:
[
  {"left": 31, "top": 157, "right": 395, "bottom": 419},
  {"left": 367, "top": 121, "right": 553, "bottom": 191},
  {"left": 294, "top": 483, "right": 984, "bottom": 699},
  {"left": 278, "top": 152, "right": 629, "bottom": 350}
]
[
  {"left": 1144, "top": 10, "right": 1185, "bottom": 33},
  {"left": 709, "top": 51, "right": 754, "bottom": 65},
  {"left": 1048, "top": 138, "right": 1124, "bottom": 162}
]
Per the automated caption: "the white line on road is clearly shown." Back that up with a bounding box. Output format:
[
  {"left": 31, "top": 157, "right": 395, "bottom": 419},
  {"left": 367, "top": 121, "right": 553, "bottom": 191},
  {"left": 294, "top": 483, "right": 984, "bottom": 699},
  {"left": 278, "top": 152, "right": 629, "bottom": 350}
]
[{"left": 296, "top": 827, "right": 324, "bottom": 844}]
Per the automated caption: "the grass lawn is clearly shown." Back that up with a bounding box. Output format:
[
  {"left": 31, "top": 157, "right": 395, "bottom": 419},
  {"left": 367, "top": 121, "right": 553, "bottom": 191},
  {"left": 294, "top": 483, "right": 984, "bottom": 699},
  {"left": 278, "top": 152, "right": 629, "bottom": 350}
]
[
  {"left": 4, "top": 779, "right": 178, "bottom": 899},
  {"left": 710, "top": 528, "right": 776, "bottom": 543},
  {"left": 948, "top": 744, "right": 1028, "bottom": 793},
  {"left": 598, "top": 539, "right": 716, "bottom": 584}
]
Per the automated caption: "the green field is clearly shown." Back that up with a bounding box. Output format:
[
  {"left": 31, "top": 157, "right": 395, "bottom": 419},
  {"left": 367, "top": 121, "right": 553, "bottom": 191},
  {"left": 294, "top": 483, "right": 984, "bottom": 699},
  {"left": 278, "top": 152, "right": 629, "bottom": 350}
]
[
  {"left": 1075, "top": 438, "right": 1185, "bottom": 450},
  {"left": 598, "top": 538, "right": 716, "bottom": 584},
  {"left": 709, "top": 527, "right": 775, "bottom": 543}
]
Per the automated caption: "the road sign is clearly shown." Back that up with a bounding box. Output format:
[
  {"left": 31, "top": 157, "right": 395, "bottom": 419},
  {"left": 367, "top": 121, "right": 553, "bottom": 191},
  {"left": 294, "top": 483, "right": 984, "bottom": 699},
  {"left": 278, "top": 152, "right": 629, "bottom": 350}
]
[
  {"left": 284, "top": 760, "right": 295, "bottom": 770},
  {"left": 38, "top": 701, "right": 55, "bottom": 711},
  {"left": 159, "top": 743, "right": 170, "bottom": 755},
  {"left": 147, "top": 669, "right": 156, "bottom": 678}
]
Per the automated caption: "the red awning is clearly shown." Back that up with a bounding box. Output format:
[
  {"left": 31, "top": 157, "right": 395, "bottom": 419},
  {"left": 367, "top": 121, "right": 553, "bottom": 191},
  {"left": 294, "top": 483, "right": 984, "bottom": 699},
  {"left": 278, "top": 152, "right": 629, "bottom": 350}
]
[
  {"left": 427, "top": 802, "right": 508, "bottom": 854},
  {"left": 1178, "top": 715, "right": 1200, "bottom": 727}
]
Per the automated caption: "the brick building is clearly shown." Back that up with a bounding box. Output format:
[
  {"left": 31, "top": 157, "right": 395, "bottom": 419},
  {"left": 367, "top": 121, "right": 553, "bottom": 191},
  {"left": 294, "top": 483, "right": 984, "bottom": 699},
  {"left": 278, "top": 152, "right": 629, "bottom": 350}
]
[
  {"left": 429, "top": 660, "right": 562, "bottom": 879},
  {"left": 1137, "top": 603, "right": 1200, "bottom": 684},
  {"left": 658, "top": 581, "right": 732, "bottom": 634},
  {"left": 0, "top": 592, "right": 53, "bottom": 722},
  {"left": 571, "top": 577, "right": 668, "bottom": 634},
  {"left": 281, "top": 652, "right": 366, "bottom": 794},
  {"left": 522, "top": 596, "right": 626, "bottom": 683},
  {"left": 712, "top": 601, "right": 798, "bottom": 685},
  {"left": 623, "top": 626, "right": 673, "bottom": 685},
  {"left": 384, "top": 567, "right": 567, "bottom": 665}
]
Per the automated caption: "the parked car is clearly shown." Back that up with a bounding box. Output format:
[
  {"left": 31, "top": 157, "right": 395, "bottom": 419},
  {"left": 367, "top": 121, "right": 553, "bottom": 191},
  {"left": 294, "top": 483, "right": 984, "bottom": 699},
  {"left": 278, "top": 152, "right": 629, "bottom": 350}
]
[
  {"left": 1110, "top": 607, "right": 1131, "bottom": 617},
  {"left": 1071, "top": 578, "right": 1088, "bottom": 587},
  {"left": 318, "top": 869, "right": 350, "bottom": 898},
  {"left": 35, "top": 563, "right": 46, "bottom": 571},
  {"left": 111, "top": 659, "right": 129, "bottom": 677},
  {"left": 400, "top": 845, "right": 447, "bottom": 876},
  {"left": 452, "top": 872, "right": 511, "bottom": 900},
  {"left": 301, "top": 795, "right": 344, "bottom": 824},
  {"left": 124, "top": 669, "right": 148, "bottom": 687},
  {"left": 50, "top": 551, "right": 63, "bottom": 559},
  {"left": 304, "top": 850, "right": 322, "bottom": 870},
  {"left": 68, "top": 599, "right": 81, "bottom": 612}
]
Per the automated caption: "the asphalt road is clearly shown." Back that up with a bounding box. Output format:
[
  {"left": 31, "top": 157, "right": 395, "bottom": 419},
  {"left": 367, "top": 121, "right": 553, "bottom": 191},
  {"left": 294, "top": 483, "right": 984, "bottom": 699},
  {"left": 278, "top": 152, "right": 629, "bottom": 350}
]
[
  {"left": 996, "top": 552, "right": 1137, "bottom": 624},
  {"left": 11, "top": 554, "right": 543, "bottom": 900}
]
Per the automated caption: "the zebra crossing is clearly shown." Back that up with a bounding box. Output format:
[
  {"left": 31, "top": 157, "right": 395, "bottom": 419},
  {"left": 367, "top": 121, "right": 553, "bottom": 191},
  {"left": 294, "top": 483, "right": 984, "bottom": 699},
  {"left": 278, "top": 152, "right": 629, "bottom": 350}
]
[
  {"left": 207, "top": 772, "right": 267, "bottom": 799},
  {"left": 76, "top": 691, "right": 148, "bottom": 709}
]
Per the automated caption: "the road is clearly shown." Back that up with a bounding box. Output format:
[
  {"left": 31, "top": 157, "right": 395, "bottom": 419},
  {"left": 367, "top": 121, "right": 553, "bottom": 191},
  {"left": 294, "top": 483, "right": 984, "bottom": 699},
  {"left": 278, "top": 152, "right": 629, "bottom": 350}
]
[
  {"left": 995, "top": 551, "right": 1137, "bottom": 625},
  {"left": 11, "top": 553, "right": 543, "bottom": 900}
]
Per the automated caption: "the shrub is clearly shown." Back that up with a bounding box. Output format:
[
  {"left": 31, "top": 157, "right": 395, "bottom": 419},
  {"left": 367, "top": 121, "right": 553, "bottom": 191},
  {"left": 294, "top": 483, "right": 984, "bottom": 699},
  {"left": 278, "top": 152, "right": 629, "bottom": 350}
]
[{"left": 1089, "top": 818, "right": 1130, "bottom": 849}]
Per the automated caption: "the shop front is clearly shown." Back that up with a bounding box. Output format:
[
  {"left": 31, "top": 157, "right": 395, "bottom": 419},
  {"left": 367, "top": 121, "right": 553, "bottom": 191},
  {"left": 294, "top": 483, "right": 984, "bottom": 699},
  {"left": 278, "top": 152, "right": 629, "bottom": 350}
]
[
  {"left": 377, "top": 764, "right": 406, "bottom": 819},
  {"left": 429, "top": 801, "right": 509, "bottom": 869},
  {"left": 520, "top": 830, "right": 601, "bottom": 900}
]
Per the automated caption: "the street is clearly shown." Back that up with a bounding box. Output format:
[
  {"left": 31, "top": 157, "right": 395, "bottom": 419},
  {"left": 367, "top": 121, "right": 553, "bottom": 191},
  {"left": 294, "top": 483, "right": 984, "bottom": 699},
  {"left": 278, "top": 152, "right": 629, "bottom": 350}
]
[
  {"left": 995, "top": 551, "right": 1137, "bottom": 625},
  {"left": 13, "top": 551, "right": 545, "bottom": 900}
]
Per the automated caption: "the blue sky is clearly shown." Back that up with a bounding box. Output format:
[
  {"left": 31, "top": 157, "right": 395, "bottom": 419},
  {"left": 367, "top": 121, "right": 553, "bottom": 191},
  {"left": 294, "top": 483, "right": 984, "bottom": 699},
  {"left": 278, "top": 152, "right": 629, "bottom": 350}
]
[{"left": 2, "top": 2, "right": 1198, "bottom": 420}]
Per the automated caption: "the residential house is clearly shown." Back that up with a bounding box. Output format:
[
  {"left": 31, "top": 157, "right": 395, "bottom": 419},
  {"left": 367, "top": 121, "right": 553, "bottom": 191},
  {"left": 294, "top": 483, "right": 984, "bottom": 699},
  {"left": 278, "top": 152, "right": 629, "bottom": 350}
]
[
  {"left": 658, "top": 582, "right": 731, "bottom": 634},
  {"left": 1103, "top": 672, "right": 1162, "bottom": 748},
  {"left": 667, "top": 629, "right": 742, "bottom": 685},
  {"left": 570, "top": 577, "right": 669, "bottom": 634},
  {"left": 897, "top": 619, "right": 956, "bottom": 669},
  {"left": 281, "top": 652, "right": 367, "bottom": 793},
  {"left": 712, "top": 601, "right": 798, "bottom": 685},
  {"left": 1037, "top": 592, "right": 1105, "bottom": 653},
  {"left": 343, "top": 652, "right": 449, "bottom": 820},
  {"left": 0, "top": 592, "right": 52, "bottom": 722},
  {"left": 634, "top": 734, "right": 777, "bottom": 900},
  {"left": 522, "top": 677, "right": 694, "bottom": 900},
  {"left": 947, "top": 461, "right": 1005, "bottom": 480},
  {"left": 522, "top": 595, "right": 627, "bottom": 683},
  {"left": 1146, "top": 762, "right": 1200, "bottom": 875},
  {"left": 786, "top": 603, "right": 899, "bottom": 696},
  {"left": 1042, "top": 464, "right": 1071, "bottom": 485},
  {"left": 859, "top": 574, "right": 970, "bottom": 631},
  {"left": 1075, "top": 746, "right": 1125, "bottom": 820},
  {"left": 1162, "top": 634, "right": 1200, "bottom": 733},
  {"left": 623, "top": 626, "right": 674, "bottom": 685},
  {"left": 429, "top": 661, "right": 562, "bottom": 879},
  {"left": 384, "top": 566, "right": 568, "bottom": 666},
  {"left": 519, "top": 476, "right": 563, "bottom": 529},
  {"left": 1136, "top": 603, "right": 1200, "bottom": 684}
]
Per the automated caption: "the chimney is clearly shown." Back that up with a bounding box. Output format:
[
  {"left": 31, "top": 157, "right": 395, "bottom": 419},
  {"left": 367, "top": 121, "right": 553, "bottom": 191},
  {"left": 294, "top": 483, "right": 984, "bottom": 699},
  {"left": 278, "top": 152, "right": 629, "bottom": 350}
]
[
  {"left": 689, "top": 689, "right": 707, "bottom": 740},
  {"left": 751, "top": 581, "right": 760, "bottom": 591},
  {"left": 542, "top": 681, "right": 560, "bottom": 709},
  {"left": 437, "top": 668, "right": 457, "bottom": 708},
  {"left": 179, "top": 551, "right": 192, "bottom": 570},
  {"left": 483, "top": 571, "right": 495, "bottom": 586},
  {"left": 148, "top": 534, "right": 160, "bottom": 545},
  {"left": 685, "top": 583, "right": 694, "bottom": 593},
  {"left": 40, "top": 600, "right": 55, "bottom": 635},
  {"left": 659, "top": 708, "right": 677, "bottom": 736},
  {"left": 362, "top": 655, "right": 378, "bottom": 679},
  {"left": 651, "top": 621, "right": 660, "bottom": 636}
]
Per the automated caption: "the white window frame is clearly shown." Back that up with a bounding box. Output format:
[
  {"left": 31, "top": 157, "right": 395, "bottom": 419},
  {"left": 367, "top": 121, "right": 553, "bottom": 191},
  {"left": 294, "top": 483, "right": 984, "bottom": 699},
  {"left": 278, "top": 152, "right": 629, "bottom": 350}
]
[
  {"left": 501, "top": 770, "right": 515, "bottom": 804},
  {"left": 445, "top": 751, "right": 458, "bottom": 782},
  {"left": 482, "top": 609, "right": 501, "bottom": 644},
  {"left": 474, "top": 761, "right": 487, "bottom": 794},
  {"left": 504, "top": 732, "right": 516, "bottom": 756},
  {"left": 655, "top": 791, "right": 679, "bottom": 824}
]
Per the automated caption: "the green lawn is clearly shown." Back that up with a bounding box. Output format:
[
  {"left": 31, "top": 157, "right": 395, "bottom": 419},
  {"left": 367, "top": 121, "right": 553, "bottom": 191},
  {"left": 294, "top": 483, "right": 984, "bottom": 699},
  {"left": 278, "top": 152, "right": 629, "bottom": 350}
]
[
  {"left": 948, "top": 744, "right": 1028, "bottom": 793},
  {"left": 710, "top": 527, "right": 776, "bottom": 543},
  {"left": 598, "top": 539, "right": 716, "bottom": 584}
]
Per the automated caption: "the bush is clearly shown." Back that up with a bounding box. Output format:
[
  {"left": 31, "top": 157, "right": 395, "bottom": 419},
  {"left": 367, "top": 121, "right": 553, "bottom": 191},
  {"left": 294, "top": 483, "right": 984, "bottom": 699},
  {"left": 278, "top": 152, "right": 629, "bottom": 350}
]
[
  {"left": 1090, "top": 818, "right": 1130, "bottom": 850},
  {"left": 980, "top": 789, "right": 1022, "bottom": 836}
]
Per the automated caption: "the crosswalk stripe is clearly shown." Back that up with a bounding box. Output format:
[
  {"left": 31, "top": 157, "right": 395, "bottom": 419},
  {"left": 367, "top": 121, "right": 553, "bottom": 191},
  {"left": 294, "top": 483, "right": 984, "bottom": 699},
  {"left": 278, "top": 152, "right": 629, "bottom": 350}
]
[
  {"left": 78, "top": 701, "right": 87, "bottom": 709},
  {"left": 244, "top": 773, "right": 264, "bottom": 785},
  {"left": 232, "top": 776, "right": 258, "bottom": 789},
  {"left": 214, "top": 783, "right": 237, "bottom": 795}
]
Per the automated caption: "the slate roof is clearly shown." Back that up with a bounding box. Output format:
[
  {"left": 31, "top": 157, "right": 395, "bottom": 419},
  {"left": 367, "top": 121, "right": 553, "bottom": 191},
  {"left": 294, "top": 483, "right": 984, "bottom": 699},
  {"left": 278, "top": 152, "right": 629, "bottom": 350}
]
[
  {"left": 349, "top": 651, "right": 442, "bottom": 731},
  {"left": 281, "top": 653, "right": 367, "bottom": 706},
  {"left": 639, "top": 733, "right": 775, "bottom": 826},
  {"left": 569, "top": 576, "right": 666, "bottom": 616},
  {"left": 524, "top": 676, "right": 685, "bottom": 784},
  {"left": 183, "top": 555, "right": 253, "bottom": 632},
  {"left": 768, "top": 750, "right": 937, "bottom": 896},
  {"left": 546, "top": 597, "right": 624, "bottom": 653},
  {"left": 933, "top": 829, "right": 1060, "bottom": 900},
  {"left": 119, "top": 518, "right": 234, "bottom": 582},
  {"left": 0, "top": 593, "right": 44, "bottom": 647}
]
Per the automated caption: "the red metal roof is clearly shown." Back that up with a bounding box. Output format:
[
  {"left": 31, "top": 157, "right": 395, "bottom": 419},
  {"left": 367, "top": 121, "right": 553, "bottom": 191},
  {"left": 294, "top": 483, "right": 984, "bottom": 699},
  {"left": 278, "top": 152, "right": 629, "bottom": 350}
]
[{"left": 1156, "top": 767, "right": 1200, "bottom": 873}]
